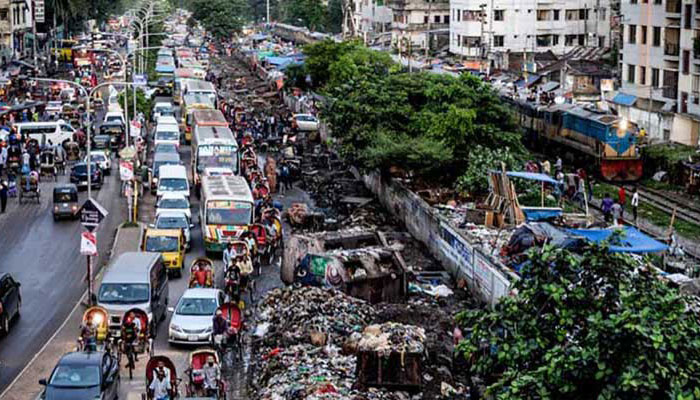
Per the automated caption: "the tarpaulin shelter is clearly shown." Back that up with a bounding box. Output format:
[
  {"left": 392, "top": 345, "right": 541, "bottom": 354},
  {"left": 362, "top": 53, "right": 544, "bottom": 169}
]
[{"left": 566, "top": 226, "right": 669, "bottom": 253}]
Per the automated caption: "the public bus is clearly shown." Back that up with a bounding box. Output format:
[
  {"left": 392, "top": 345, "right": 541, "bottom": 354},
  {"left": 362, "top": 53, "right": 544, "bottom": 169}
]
[
  {"left": 173, "top": 72, "right": 195, "bottom": 105},
  {"left": 200, "top": 175, "right": 254, "bottom": 252},
  {"left": 181, "top": 93, "right": 215, "bottom": 142},
  {"left": 191, "top": 125, "right": 238, "bottom": 192},
  {"left": 183, "top": 80, "right": 216, "bottom": 107}
]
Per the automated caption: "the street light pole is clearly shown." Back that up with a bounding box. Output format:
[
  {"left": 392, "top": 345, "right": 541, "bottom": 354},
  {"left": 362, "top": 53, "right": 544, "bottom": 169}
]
[{"left": 91, "top": 48, "right": 130, "bottom": 147}]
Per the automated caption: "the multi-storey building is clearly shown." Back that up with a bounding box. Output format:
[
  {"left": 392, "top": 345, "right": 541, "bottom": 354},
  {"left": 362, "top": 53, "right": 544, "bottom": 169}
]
[
  {"left": 10, "top": 0, "right": 32, "bottom": 59},
  {"left": 387, "top": 0, "right": 450, "bottom": 50},
  {"left": 449, "top": 0, "right": 611, "bottom": 68},
  {"left": 352, "top": 0, "right": 393, "bottom": 36},
  {"left": 0, "top": 0, "right": 10, "bottom": 63},
  {"left": 617, "top": 0, "right": 700, "bottom": 146}
]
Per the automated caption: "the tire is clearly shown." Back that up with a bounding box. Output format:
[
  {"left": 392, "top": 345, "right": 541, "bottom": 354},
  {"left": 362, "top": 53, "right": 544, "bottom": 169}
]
[
  {"left": 2, "top": 315, "right": 9, "bottom": 335},
  {"left": 15, "top": 300, "right": 20, "bottom": 318}
]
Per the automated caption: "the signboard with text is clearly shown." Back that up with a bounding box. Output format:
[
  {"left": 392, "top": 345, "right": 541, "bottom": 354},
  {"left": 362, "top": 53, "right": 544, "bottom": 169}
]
[
  {"left": 80, "top": 231, "right": 97, "bottom": 256},
  {"left": 35, "top": 0, "right": 45, "bottom": 23},
  {"left": 79, "top": 198, "right": 108, "bottom": 232}
]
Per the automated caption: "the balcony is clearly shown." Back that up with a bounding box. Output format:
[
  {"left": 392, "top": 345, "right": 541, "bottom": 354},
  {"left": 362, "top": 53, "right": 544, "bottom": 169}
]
[
  {"left": 665, "top": 42, "right": 680, "bottom": 57},
  {"left": 666, "top": 0, "right": 681, "bottom": 14}
]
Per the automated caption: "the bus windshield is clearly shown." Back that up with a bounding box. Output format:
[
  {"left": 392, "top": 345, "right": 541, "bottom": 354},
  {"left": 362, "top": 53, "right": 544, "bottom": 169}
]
[
  {"left": 206, "top": 203, "right": 251, "bottom": 226},
  {"left": 197, "top": 145, "right": 238, "bottom": 173}
]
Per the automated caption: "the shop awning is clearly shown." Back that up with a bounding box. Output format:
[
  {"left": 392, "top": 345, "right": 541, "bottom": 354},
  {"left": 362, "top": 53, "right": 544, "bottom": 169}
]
[
  {"left": 505, "top": 171, "right": 559, "bottom": 185},
  {"left": 611, "top": 92, "right": 637, "bottom": 106}
]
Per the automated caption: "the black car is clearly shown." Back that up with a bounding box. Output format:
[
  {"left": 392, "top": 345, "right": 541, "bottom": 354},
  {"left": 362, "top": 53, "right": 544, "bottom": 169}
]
[
  {"left": 92, "top": 134, "right": 111, "bottom": 152},
  {"left": 70, "top": 162, "right": 103, "bottom": 190},
  {"left": 0, "top": 273, "right": 21, "bottom": 335},
  {"left": 99, "top": 121, "right": 125, "bottom": 150},
  {"left": 40, "top": 351, "right": 119, "bottom": 400}
]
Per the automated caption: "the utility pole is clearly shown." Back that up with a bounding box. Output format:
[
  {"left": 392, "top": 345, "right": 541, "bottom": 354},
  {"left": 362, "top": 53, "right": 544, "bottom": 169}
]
[
  {"left": 425, "top": 0, "right": 432, "bottom": 57},
  {"left": 32, "top": 0, "right": 37, "bottom": 68},
  {"left": 266, "top": 0, "right": 270, "bottom": 25}
]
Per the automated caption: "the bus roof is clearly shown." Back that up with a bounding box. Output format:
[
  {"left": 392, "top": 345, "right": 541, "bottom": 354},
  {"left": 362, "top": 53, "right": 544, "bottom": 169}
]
[
  {"left": 194, "top": 125, "right": 235, "bottom": 147},
  {"left": 175, "top": 68, "right": 196, "bottom": 78},
  {"left": 183, "top": 93, "right": 215, "bottom": 108},
  {"left": 193, "top": 109, "right": 227, "bottom": 126},
  {"left": 185, "top": 80, "right": 216, "bottom": 92},
  {"left": 201, "top": 175, "right": 253, "bottom": 204}
]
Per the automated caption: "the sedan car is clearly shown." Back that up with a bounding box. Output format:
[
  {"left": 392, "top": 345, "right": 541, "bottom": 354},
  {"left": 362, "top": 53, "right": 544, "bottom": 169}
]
[
  {"left": 0, "top": 273, "right": 21, "bottom": 335},
  {"left": 156, "top": 193, "right": 191, "bottom": 220},
  {"left": 39, "top": 351, "right": 119, "bottom": 400},
  {"left": 168, "top": 288, "right": 224, "bottom": 345},
  {"left": 85, "top": 151, "right": 111, "bottom": 175},
  {"left": 153, "top": 211, "right": 193, "bottom": 249},
  {"left": 292, "top": 114, "right": 319, "bottom": 131},
  {"left": 70, "top": 162, "right": 103, "bottom": 190}
]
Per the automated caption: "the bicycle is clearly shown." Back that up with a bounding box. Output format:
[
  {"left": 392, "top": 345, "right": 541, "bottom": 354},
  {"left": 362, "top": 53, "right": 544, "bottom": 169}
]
[{"left": 122, "top": 339, "right": 137, "bottom": 380}]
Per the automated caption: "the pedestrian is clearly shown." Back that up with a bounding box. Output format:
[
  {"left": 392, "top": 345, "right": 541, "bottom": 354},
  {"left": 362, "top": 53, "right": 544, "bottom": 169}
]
[
  {"left": 0, "top": 181, "right": 7, "bottom": 213},
  {"left": 601, "top": 193, "right": 614, "bottom": 223},
  {"left": 280, "top": 162, "right": 291, "bottom": 192},
  {"left": 555, "top": 156, "right": 562, "bottom": 172},
  {"left": 631, "top": 187, "right": 639, "bottom": 224},
  {"left": 0, "top": 144, "right": 6, "bottom": 177},
  {"left": 612, "top": 201, "right": 622, "bottom": 227},
  {"left": 618, "top": 185, "right": 626, "bottom": 218},
  {"left": 542, "top": 160, "right": 552, "bottom": 175}
]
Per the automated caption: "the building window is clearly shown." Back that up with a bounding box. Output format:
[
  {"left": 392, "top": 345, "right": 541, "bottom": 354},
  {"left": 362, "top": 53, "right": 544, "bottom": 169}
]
[
  {"left": 683, "top": 50, "right": 690, "bottom": 74},
  {"left": 456, "top": 8, "right": 461, "bottom": 21},
  {"left": 444, "top": 15, "right": 449, "bottom": 24},
  {"left": 628, "top": 64, "right": 636, "bottom": 83},
  {"left": 578, "top": 34, "right": 586, "bottom": 45},
  {"left": 537, "top": 34, "right": 552, "bottom": 47},
  {"left": 553, "top": 35, "right": 560, "bottom": 45},
  {"left": 629, "top": 25, "right": 637, "bottom": 44},
  {"left": 685, "top": 4, "right": 692, "bottom": 28},
  {"left": 21, "top": 8, "right": 25, "bottom": 24},
  {"left": 642, "top": 0, "right": 647, "bottom": 3},
  {"left": 424, "top": 15, "right": 428, "bottom": 23},
  {"left": 462, "top": 36, "right": 480, "bottom": 47},
  {"left": 537, "top": 10, "right": 551, "bottom": 20},
  {"left": 631, "top": 0, "right": 637, "bottom": 4},
  {"left": 434, "top": 15, "right": 440, "bottom": 23},
  {"left": 464, "top": 10, "right": 481, "bottom": 21},
  {"left": 599, "top": 8, "right": 606, "bottom": 19},
  {"left": 579, "top": 8, "right": 589, "bottom": 19},
  {"left": 553, "top": 9, "right": 560, "bottom": 20},
  {"left": 651, "top": 67, "right": 660, "bottom": 87},
  {"left": 640, "top": 66, "right": 647, "bottom": 84},
  {"left": 652, "top": 26, "right": 661, "bottom": 46},
  {"left": 653, "top": 0, "right": 661, "bottom": 3},
  {"left": 0, "top": 8, "right": 7, "bottom": 21},
  {"left": 565, "top": 34, "right": 577, "bottom": 46},
  {"left": 566, "top": 9, "right": 578, "bottom": 20},
  {"left": 493, "top": 35, "right": 504, "bottom": 47},
  {"left": 494, "top": 10, "right": 504, "bottom": 20},
  {"left": 599, "top": 36, "right": 605, "bottom": 47}
]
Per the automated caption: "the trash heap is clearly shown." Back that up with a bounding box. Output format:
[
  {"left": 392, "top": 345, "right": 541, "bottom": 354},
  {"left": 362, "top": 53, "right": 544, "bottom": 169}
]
[
  {"left": 256, "top": 286, "right": 377, "bottom": 346},
  {"left": 351, "top": 323, "right": 426, "bottom": 355}
]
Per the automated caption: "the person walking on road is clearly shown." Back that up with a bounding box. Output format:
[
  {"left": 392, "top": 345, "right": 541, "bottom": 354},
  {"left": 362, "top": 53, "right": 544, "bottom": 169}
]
[
  {"left": 602, "top": 193, "right": 614, "bottom": 223},
  {"left": 631, "top": 188, "right": 639, "bottom": 225},
  {"left": 618, "top": 186, "right": 626, "bottom": 219},
  {"left": 0, "top": 144, "right": 6, "bottom": 177},
  {"left": 0, "top": 181, "right": 8, "bottom": 213}
]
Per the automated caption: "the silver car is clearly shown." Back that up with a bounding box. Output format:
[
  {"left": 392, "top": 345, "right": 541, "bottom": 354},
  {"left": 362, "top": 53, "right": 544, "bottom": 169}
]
[
  {"left": 152, "top": 211, "right": 193, "bottom": 249},
  {"left": 168, "top": 288, "right": 224, "bottom": 345}
]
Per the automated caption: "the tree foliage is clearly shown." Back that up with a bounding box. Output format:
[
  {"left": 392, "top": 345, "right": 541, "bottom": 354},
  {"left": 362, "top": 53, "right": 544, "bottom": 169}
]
[
  {"left": 456, "top": 243, "right": 700, "bottom": 399},
  {"left": 301, "top": 40, "right": 524, "bottom": 180},
  {"left": 186, "top": 0, "right": 249, "bottom": 38}
]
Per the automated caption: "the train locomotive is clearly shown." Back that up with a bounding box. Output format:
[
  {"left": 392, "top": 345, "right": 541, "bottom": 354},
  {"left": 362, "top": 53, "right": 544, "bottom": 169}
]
[{"left": 504, "top": 97, "right": 643, "bottom": 182}]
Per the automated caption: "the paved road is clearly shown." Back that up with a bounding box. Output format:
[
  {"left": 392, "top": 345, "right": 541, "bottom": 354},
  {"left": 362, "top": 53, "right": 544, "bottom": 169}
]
[{"left": 0, "top": 161, "right": 126, "bottom": 392}]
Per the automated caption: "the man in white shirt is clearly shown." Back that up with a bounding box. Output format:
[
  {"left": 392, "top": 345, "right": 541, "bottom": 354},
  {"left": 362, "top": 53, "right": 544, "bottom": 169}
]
[
  {"left": 631, "top": 188, "right": 639, "bottom": 224},
  {"left": 149, "top": 369, "right": 171, "bottom": 400}
]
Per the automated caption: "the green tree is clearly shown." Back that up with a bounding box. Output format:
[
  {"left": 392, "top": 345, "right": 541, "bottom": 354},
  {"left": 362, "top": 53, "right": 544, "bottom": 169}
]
[
  {"left": 302, "top": 40, "right": 363, "bottom": 89},
  {"left": 186, "top": 0, "right": 249, "bottom": 38},
  {"left": 456, "top": 243, "right": 700, "bottom": 399},
  {"left": 118, "top": 88, "right": 153, "bottom": 121}
]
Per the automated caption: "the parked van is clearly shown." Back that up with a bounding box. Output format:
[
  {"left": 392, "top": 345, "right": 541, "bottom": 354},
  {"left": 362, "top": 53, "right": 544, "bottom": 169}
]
[
  {"left": 97, "top": 252, "right": 168, "bottom": 337},
  {"left": 157, "top": 164, "right": 189, "bottom": 199},
  {"left": 15, "top": 121, "right": 76, "bottom": 147}
]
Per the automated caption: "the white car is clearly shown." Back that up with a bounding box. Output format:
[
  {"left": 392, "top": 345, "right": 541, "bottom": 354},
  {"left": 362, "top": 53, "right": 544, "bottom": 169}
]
[
  {"left": 154, "top": 125, "right": 181, "bottom": 149},
  {"left": 293, "top": 114, "right": 319, "bottom": 131},
  {"left": 104, "top": 110, "right": 125, "bottom": 127},
  {"left": 168, "top": 288, "right": 225, "bottom": 345},
  {"left": 153, "top": 210, "right": 193, "bottom": 248},
  {"left": 85, "top": 151, "right": 111, "bottom": 175},
  {"left": 156, "top": 193, "right": 191, "bottom": 220},
  {"left": 153, "top": 102, "right": 175, "bottom": 122}
]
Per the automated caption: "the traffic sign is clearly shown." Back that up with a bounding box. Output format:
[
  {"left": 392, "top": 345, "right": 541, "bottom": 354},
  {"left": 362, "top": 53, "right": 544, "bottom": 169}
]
[
  {"left": 79, "top": 198, "right": 108, "bottom": 232},
  {"left": 80, "top": 231, "right": 98, "bottom": 256},
  {"left": 133, "top": 74, "right": 147, "bottom": 87},
  {"left": 119, "top": 160, "right": 134, "bottom": 181}
]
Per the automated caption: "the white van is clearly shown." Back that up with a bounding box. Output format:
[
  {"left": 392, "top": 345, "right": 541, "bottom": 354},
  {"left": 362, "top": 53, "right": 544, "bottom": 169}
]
[
  {"left": 154, "top": 123, "right": 181, "bottom": 149},
  {"left": 157, "top": 164, "right": 189, "bottom": 199},
  {"left": 15, "top": 121, "right": 75, "bottom": 147}
]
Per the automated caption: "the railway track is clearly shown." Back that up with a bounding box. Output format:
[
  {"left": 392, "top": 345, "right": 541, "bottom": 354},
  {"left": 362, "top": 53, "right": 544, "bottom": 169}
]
[{"left": 624, "top": 185, "right": 700, "bottom": 227}]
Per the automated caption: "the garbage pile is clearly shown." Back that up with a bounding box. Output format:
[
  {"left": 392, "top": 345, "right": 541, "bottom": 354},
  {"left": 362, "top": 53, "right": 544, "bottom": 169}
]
[
  {"left": 256, "top": 286, "right": 377, "bottom": 346},
  {"left": 350, "top": 323, "right": 426, "bottom": 355}
]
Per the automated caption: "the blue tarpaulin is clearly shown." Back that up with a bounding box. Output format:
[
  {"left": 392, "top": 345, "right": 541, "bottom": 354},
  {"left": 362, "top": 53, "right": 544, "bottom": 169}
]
[
  {"left": 265, "top": 55, "right": 305, "bottom": 70},
  {"left": 505, "top": 171, "right": 559, "bottom": 185},
  {"left": 611, "top": 92, "right": 637, "bottom": 106},
  {"left": 566, "top": 226, "right": 668, "bottom": 253},
  {"left": 522, "top": 208, "right": 563, "bottom": 221},
  {"left": 155, "top": 64, "right": 175, "bottom": 73}
]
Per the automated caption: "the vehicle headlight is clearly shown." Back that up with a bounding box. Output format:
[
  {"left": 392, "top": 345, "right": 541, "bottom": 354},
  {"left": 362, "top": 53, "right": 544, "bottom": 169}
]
[
  {"left": 204, "top": 326, "right": 212, "bottom": 333},
  {"left": 170, "top": 324, "right": 182, "bottom": 332},
  {"left": 54, "top": 206, "right": 59, "bottom": 211}
]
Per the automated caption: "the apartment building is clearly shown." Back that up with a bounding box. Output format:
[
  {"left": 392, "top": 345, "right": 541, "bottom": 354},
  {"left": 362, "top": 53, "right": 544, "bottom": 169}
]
[
  {"left": 616, "top": 0, "right": 700, "bottom": 146},
  {"left": 10, "top": 0, "right": 32, "bottom": 59},
  {"left": 449, "top": 0, "right": 611, "bottom": 66},
  {"left": 387, "top": 0, "right": 450, "bottom": 50},
  {"left": 352, "top": 0, "right": 393, "bottom": 35},
  {"left": 0, "top": 0, "right": 10, "bottom": 63}
]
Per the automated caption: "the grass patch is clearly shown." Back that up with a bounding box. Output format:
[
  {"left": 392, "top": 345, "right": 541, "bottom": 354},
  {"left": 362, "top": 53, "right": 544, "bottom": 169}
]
[{"left": 592, "top": 182, "right": 700, "bottom": 240}]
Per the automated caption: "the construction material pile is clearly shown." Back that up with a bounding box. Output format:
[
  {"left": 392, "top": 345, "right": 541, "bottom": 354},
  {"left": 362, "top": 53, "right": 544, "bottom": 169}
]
[{"left": 256, "top": 286, "right": 377, "bottom": 346}]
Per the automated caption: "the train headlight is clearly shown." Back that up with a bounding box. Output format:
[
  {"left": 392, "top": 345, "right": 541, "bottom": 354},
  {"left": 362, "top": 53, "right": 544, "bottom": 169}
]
[{"left": 619, "top": 119, "right": 629, "bottom": 132}]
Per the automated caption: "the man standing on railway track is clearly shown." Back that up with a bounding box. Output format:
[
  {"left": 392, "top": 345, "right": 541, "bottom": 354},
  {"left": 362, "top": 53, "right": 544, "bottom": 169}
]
[
  {"left": 631, "top": 188, "right": 639, "bottom": 225},
  {"left": 618, "top": 186, "right": 626, "bottom": 219}
]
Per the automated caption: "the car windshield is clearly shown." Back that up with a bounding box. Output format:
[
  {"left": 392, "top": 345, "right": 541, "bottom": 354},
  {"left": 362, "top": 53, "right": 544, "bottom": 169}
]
[
  {"left": 89, "top": 154, "right": 105, "bottom": 162},
  {"left": 145, "top": 236, "right": 179, "bottom": 252},
  {"left": 106, "top": 116, "right": 121, "bottom": 124},
  {"left": 159, "top": 198, "right": 188, "bottom": 209},
  {"left": 73, "top": 164, "right": 97, "bottom": 174},
  {"left": 98, "top": 283, "right": 149, "bottom": 304},
  {"left": 156, "top": 131, "right": 179, "bottom": 141},
  {"left": 159, "top": 178, "right": 188, "bottom": 191},
  {"left": 157, "top": 216, "right": 187, "bottom": 229},
  {"left": 176, "top": 297, "right": 218, "bottom": 316},
  {"left": 207, "top": 205, "right": 251, "bottom": 226},
  {"left": 49, "top": 365, "right": 100, "bottom": 388},
  {"left": 54, "top": 192, "right": 76, "bottom": 202},
  {"left": 155, "top": 144, "right": 178, "bottom": 154}
]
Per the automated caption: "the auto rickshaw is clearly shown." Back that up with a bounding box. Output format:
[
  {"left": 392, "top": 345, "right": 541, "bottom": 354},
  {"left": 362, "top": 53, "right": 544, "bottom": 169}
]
[
  {"left": 142, "top": 228, "right": 185, "bottom": 277},
  {"left": 65, "top": 141, "right": 80, "bottom": 164},
  {"left": 52, "top": 184, "right": 78, "bottom": 221}
]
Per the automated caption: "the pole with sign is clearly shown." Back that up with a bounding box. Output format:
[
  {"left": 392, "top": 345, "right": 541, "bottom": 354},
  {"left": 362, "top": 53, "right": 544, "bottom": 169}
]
[{"left": 79, "top": 199, "right": 108, "bottom": 304}]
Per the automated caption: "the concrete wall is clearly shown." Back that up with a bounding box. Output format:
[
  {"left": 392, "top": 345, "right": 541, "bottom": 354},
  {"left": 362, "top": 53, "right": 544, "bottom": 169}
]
[{"left": 363, "top": 172, "right": 514, "bottom": 306}]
